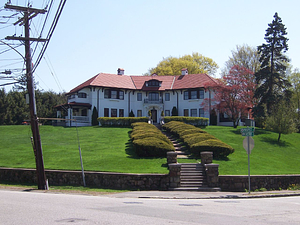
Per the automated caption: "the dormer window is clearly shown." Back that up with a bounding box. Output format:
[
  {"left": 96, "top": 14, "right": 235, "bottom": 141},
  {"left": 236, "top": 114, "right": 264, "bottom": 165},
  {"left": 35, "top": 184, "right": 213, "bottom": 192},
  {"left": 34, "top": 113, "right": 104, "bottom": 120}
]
[{"left": 146, "top": 79, "right": 161, "bottom": 87}]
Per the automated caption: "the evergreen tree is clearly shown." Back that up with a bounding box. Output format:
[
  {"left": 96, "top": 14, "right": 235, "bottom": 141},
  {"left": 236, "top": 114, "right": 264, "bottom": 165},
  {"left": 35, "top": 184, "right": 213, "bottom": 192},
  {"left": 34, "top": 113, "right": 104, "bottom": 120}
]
[
  {"left": 171, "top": 106, "right": 178, "bottom": 116},
  {"left": 91, "top": 106, "right": 99, "bottom": 126},
  {"left": 0, "top": 89, "right": 7, "bottom": 125},
  {"left": 254, "top": 12, "right": 291, "bottom": 117}
]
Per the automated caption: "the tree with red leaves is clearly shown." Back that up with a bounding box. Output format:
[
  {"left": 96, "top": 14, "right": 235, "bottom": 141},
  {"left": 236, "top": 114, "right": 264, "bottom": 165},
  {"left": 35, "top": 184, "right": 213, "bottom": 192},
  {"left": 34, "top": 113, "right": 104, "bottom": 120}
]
[{"left": 202, "top": 65, "right": 256, "bottom": 128}]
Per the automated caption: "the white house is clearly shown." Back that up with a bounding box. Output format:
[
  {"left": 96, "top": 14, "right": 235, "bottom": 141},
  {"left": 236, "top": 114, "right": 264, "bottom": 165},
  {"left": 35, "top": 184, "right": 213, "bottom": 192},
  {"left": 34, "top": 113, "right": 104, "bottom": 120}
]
[{"left": 56, "top": 68, "right": 223, "bottom": 127}]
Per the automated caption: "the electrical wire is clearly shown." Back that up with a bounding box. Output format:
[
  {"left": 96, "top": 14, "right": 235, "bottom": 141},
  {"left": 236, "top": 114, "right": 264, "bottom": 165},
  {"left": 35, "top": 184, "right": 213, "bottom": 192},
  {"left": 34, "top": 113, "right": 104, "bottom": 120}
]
[{"left": 32, "top": 0, "right": 67, "bottom": 73}]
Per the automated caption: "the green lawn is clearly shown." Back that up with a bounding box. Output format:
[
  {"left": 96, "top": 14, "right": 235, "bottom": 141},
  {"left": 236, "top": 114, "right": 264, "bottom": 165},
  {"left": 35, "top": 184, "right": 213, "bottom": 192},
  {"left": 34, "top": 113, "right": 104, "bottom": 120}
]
[
  {"left": 0, "top": 125, "right": 299, "bottom": 175},
  {"left": 0, "top": 125, "right": 168, "bottom": 174}
]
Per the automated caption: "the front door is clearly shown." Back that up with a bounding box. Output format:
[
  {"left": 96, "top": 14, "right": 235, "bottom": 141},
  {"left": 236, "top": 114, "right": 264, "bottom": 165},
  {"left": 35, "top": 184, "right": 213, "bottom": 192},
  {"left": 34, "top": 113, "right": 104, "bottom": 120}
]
[{"left": 151, "top": 109, "right": 157, "bottom": 123}]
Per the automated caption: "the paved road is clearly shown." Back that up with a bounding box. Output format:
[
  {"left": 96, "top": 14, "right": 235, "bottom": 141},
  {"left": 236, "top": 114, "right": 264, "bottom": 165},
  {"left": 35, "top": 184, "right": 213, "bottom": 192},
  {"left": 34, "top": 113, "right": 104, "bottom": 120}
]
[{"left": 1, "top": 189, "right": 300, "bottom": 224}]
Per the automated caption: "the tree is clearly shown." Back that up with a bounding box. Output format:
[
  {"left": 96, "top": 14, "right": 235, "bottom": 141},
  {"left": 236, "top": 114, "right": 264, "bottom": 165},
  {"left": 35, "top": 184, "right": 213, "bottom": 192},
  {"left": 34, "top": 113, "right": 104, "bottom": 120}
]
[
  {"left": 0, "top": 89, "right": 7, "bottom": 125},
  {"left": 147, "top": 52, "right": 219, "bottom": 77},
  {"left": 222, "top": 44, "right": 260, "bottom": 75},
  {"left": 5, "top": 91, "right": 28, "bottom": 125},
  {"left": 254, "top": 12, "right": 291, "bottom": 117},
  {"left": 289, "top": 68, "right": 300, "bottom": 130},
  {"left": 203, "top": 65, "right": 256, "bottom": 128},
  {"left": 171, "top": 106, "right": 178, "bottom": 116},
  {"left": 91, "top": 106, "right": 99, "bottom": 126},
  {"left": 265, "top": 99, "right": 298, "bottom": 142}
]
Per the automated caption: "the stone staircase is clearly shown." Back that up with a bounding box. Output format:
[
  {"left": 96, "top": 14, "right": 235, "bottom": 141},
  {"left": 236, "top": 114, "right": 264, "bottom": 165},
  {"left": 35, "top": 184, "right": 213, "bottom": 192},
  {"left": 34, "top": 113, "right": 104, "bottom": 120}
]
[
  {"left": 170, "top": 163, "right": 220, "bottom": 191},
  {"left": 161, "top": 130, "right": 190, "bottom": 158}
]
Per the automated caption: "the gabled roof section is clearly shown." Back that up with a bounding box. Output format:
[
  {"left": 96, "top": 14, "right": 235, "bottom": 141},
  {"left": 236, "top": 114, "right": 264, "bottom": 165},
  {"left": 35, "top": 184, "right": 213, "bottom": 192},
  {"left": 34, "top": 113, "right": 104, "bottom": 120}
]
[
  {"left": 67, "top": 72, "right": 219, "bottom": 94},
  {"left": 131, "top": 75, "right": 175, "bottom": 91},
  {"left": 172, "top": 73, "right": 218, "bottom": 89},
  {"left": 68, "top": 73, "right": 136, "bottom": 94}
]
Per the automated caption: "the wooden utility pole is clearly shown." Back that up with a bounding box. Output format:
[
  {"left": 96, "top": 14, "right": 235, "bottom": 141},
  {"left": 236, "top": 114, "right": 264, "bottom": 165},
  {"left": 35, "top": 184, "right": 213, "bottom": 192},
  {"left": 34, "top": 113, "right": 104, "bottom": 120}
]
[{"left": 5, "top": 3, "right": 48, "bottom": 190}]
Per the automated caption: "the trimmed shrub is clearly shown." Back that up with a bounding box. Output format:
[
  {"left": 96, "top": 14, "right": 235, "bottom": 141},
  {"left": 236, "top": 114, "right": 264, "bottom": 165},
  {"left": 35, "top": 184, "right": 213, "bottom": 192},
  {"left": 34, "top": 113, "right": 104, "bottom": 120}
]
[
  {"left": 98, "top": 117, "right": 148, "bottom": 127},
  {"left": 183, "top": 133, "right": 216, "bottom": 148},
  {"left": 164, "top": 116, "right": 209, "bottom": 127},
  {"left": 131, "top": 122, "right": 175, "bottom": 157},
  {"left": 163, "top": 121, "right": 235, "bottom": 159},
  {"left": 190, "top": 139, "right": 234, "bottom": 159},
  {"left": 133, "top": 138, "right": 175, "bottom": 157},
  {"left": 178, "top": 128, "right": 207, "bottom": 137}
]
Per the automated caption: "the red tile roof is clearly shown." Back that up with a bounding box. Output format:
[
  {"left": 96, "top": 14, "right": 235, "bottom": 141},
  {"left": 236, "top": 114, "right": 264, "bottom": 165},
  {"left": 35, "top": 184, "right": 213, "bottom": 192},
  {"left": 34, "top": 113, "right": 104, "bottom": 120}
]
[{"left": 67, "top": 72, "right": 218, "bottom": 94}]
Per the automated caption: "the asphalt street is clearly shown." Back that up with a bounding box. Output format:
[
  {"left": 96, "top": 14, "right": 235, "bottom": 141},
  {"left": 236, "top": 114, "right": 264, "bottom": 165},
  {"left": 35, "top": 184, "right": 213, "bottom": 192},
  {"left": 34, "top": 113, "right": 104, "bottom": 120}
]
[{"left": 1, "top": 189, "right": 300, "bottom": 225}]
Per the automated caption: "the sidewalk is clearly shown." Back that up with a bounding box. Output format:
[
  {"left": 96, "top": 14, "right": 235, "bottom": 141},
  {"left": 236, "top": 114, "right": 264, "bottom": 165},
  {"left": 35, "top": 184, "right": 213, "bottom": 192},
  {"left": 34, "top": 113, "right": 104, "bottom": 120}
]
[{"left": 107, "top": 190, "right": 300, "bottom": 199}]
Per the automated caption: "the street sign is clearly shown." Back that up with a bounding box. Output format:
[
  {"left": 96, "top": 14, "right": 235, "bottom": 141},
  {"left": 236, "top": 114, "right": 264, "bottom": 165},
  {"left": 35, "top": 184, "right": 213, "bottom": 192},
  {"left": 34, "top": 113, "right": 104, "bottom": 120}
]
[
  {"left": 241, "top": 127, "right": 254, "bottom": 136},
  {"left": 243, "top": 137, "right": 254, "bottom": 154}
]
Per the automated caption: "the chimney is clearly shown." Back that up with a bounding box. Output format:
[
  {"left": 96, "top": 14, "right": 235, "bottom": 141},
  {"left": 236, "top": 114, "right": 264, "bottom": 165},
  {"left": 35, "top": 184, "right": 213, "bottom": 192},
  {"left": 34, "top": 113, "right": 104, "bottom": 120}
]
[
  {"left": 117, "top": 68, "right": 124, "bottom": 75},
  {"left": 181, "top": 68, "right": 188, "bottom": 75}
]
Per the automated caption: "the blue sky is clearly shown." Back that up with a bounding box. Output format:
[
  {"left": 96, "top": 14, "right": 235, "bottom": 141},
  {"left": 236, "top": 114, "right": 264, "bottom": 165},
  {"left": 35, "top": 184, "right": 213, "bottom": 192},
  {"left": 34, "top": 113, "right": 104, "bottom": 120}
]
[{"left": 1, "top": 0, "right": 300, "bottom": 93}]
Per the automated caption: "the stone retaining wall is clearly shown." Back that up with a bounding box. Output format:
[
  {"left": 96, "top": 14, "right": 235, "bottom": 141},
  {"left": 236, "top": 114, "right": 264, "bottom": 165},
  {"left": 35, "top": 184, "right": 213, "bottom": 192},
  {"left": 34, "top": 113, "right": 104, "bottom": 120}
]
[
  {"left": 1, "top": 168, "right": 300, "bottom": 191},
  {"left": 220, "top": 175, "right": 300, "bottom": 191},
  {"left": 0, "top": 168, "right": 169, "bottom": 190}
]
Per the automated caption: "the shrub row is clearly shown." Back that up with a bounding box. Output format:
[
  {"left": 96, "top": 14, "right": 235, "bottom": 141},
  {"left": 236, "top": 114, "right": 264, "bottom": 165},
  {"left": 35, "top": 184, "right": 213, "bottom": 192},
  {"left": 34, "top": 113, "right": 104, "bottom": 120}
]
[
  {"left": 164, "top": 116, "right": 209, "bottom": 127},
  {"left": 131, "top": 122, "right": 175, "bottom": 157},
  {"left": 163, "top": 121, "right": 234, "bottom": 159},
  {"left": 98, "top": 117, "right": 148, "bottom": 127}
]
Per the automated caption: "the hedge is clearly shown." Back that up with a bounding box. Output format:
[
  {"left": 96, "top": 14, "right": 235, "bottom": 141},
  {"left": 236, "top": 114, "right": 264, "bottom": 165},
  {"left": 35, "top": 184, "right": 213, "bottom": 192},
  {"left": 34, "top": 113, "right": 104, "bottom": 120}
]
[
  {"left": 133, "top": 137, "right": 175, "bottom": 157},
  {"left": 131, "top": 122, "right": 174, "bottom": 157},
  {"left": 190, "top": 139, "right": 234, "bottom": 159},
  {"left": 98, "top": 117, "right": 148, "bottom": 127},
  {"left": 163, "top": 121, "right": 234, "bottom": 159},
  {"left": 182, "top": 133, "right": 216, "bottom": 148},
  {"left": 164, "top": 116, "right": 209, "bottom": 127}
]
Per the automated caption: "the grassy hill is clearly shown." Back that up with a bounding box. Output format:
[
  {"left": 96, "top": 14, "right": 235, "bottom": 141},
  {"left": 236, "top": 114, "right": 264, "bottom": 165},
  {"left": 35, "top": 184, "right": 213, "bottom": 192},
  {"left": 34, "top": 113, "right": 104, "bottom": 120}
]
[{"left": 0, "top": 125, "right": 299, "bottom": 175}]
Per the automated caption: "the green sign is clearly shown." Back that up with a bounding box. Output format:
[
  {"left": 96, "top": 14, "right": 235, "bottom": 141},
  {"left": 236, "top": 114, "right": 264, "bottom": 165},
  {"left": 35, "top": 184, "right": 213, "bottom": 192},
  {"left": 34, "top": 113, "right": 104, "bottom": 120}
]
[{"left": 241, "top": 127, "right": 254, "bottom": 136}]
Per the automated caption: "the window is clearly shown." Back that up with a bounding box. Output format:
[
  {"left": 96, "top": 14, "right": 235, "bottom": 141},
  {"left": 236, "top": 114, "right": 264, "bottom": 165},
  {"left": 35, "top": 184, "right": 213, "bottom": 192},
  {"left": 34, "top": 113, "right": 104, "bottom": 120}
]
[
  {"left": 191, "top": 109, "right": 197, "bottom": 117},
  {"left": 68, "top": 94, "right": 75, "bottom": 100},
  {"left": 119, "top": 109, "right": 124, "bottom": 117},
  {"left": 111, "top": 108, "right": 117, "bottom": 117},
  {"left": 184, "top": 91, "right": 189, "bottom": 100},
  {"left": 104, "top": 89, "right": 110, "bottom": 98},
  {"left": 165, "top": 93, "right": 170, "bottom": 101},
  {"left": 165, "top": 110, "right": 170, "bottom": 116},
  {"left": 149, "top": 92, "right": 159, "bottom": 101},
  {"left": 78, "top": 93, "right": 87, "bottom": 98},
  {"left": 119, "top": 91, "right": 124, "bottom": 100},
  {"left": 199, "top": 90, "right": 204, "bottom": 99},
  {"left": 137, "top": 93, "right": 142, "bottom": 101},
  {"left": 104, "top": 108, "right": 109, "bottom": 117},
  {"left": 104, "top": 89, "right": 124, "bottom": 100},
  {"left": 81, "top": 109, "right": 87, "bottom": 116},
  {"left": 111, "top": 90, "right": 117, "bottom": 99},
  {"left": 191, "top": 90, "right": 197, "bottom": 99},
  {"left": 147, "top": 80, "right": 160, "bottom": 87},
  {"left": 199, "top": 108, "right": 204, "bottom": 117},
  {"left": 184, "top": 89, "right": 204, "bottom": 100},
  {"left": 184, "top": 109, "right": 189, "bottom": 117},
  {"left": 137, "top": 110, "right": 142, "bottom": 117}
]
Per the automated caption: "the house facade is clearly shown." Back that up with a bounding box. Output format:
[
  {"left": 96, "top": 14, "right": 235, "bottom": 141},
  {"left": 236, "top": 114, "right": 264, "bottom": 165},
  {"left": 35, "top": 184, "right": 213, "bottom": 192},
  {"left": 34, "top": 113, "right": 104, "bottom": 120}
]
[{"left": 56, "top": 68, "right": 222, "bottom": 127}]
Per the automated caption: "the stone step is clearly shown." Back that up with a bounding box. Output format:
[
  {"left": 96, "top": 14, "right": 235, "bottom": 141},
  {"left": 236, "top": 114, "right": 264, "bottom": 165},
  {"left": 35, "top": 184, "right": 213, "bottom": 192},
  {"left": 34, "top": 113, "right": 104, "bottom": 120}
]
[
  {"left": 175, "top": 151, "right": 189, "bottom": 155},
  {"left": 181, "top": 176, "right": 205, "bottom": 180},
  {"left": 168, "top": 187, "right": 221, "bottom": 192}
]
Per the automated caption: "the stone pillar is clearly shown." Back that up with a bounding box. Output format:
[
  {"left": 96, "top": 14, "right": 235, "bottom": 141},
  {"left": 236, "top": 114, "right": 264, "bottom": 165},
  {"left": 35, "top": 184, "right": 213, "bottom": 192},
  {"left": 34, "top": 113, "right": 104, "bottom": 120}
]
[
  {"left": 201, "top": 151, "right": 213, "bottom": 164},
  {"left": 167, "top": 152, "right": 178, "bottom": 164},
  {"left": 168, "top": 163, "right": 181, "bottom": 188},
  {"left": 205, "top": 164, "right": 219, "bottom": 187}
]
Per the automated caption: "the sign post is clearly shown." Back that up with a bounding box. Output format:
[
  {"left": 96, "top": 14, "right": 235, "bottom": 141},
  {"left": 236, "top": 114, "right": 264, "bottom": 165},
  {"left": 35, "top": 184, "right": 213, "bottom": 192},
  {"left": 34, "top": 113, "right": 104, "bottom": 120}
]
[{"left": 241, "top": 127, "right": 254, "bottom": 194}]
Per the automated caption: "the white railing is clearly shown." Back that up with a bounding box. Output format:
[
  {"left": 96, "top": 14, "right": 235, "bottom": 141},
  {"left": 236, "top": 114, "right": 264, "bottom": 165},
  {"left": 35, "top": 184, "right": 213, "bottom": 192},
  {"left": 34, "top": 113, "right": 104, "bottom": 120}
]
[{"left": 73, "top": 116, "right": 89, "bottom": 123}]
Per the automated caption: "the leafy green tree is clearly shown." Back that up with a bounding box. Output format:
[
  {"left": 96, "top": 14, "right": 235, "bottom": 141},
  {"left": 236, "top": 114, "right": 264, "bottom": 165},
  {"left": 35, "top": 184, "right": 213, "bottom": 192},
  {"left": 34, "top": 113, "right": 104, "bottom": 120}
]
[
  {"left": 222, "top": 44, "right": 260, "bottom": 75},
  {"left": 0, "top": 89, "right": 7, "bottom": 125},
  {"left": 254, "top": 12, "right": 291, "bottom": 117},
  {"left": 265, "top": 99, "right": 298, "bottom": 142},
  {"left": 147, "top": 52, "right": 218, "bottom": 77},
  {"left": 289, "top": 68, "right": 300, "bottom": 130},
  {"left": 5, "top": 91, "right": 28, "bottom": 125}
]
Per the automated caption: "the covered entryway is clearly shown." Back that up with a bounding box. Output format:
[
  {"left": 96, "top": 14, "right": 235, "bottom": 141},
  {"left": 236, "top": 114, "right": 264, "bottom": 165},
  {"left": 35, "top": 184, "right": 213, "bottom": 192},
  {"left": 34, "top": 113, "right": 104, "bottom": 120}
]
[{"left": 151, "top": 109, "right": 157, "bottom": 123}]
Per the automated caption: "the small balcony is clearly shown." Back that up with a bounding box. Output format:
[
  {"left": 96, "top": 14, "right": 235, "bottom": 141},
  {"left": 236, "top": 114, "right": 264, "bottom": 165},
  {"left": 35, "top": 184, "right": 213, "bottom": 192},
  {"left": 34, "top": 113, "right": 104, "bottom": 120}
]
[{"left": 144, "top": 98, "right": 163, "bottom": 104}]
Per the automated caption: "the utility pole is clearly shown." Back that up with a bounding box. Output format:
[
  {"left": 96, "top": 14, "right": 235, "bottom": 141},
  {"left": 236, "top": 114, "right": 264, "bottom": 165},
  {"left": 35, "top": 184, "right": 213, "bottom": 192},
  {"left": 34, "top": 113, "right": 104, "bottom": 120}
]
[{"left": 5, "top": 3, "right": 48, "bottom": 190}]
